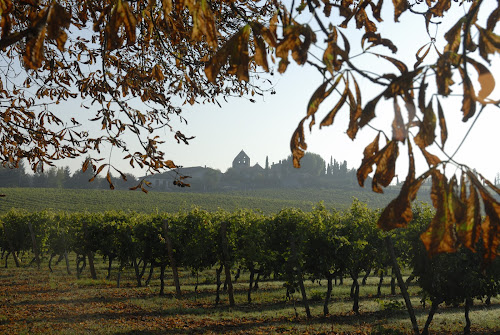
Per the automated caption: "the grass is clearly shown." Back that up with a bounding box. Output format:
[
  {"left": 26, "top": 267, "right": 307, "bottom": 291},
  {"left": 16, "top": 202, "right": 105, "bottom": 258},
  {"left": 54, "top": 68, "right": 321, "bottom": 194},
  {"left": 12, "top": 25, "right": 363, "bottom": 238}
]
[
  {"left": 0, "top": 187, "right": 409, "bottom": 215},
  {"left": 1, "top": 254, "right": 499, "bottom": 334}
]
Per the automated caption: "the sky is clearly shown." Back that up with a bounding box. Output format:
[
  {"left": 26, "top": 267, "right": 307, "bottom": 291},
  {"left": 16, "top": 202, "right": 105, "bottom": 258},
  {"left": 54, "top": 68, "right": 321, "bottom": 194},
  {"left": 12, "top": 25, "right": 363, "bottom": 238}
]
[{"left": 54, "top": 1, "right": 500, "bottom": 183}]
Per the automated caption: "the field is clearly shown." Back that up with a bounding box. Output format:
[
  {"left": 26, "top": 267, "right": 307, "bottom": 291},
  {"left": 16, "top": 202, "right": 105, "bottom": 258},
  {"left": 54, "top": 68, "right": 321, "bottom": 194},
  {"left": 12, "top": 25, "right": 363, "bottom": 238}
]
[
  {"left": 0, "top": 187, "right": 407, "bottom": 214},
  {"left": 1, "top": 257, "right": 499, "bottom": 335}
]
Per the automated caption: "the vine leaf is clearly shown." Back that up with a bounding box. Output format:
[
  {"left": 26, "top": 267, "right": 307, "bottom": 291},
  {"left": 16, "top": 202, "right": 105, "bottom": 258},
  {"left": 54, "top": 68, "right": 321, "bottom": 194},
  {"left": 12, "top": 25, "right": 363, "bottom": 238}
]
[{"left": 436, "top": 98, "right": 447, "bottom": 148}]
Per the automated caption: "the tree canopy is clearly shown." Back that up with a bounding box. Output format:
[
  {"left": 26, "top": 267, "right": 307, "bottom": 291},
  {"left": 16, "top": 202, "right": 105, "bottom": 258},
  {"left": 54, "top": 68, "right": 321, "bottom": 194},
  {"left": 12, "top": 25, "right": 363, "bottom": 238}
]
[{"left": 1, "top": 0, "right": 500, "bottom": 261}]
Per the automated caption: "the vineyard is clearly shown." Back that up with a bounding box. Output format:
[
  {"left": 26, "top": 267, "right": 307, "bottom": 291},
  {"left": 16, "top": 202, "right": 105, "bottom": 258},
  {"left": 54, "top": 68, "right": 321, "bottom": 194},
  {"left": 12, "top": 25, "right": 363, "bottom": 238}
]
[
  {"left": 1, "top": 200, "right": 499, "bottom": 334},
  {"left": 0, "top": 187, "right": 405, "bottom": 214}
]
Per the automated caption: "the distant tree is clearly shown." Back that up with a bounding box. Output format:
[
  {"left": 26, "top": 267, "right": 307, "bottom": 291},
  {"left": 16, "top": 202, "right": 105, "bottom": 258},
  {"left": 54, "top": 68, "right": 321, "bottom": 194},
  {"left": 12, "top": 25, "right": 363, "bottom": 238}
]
[
  {"left": 282, "top": 152, "right": 326, "bottom": 177},
  {"left": 0, "top": 161, "right": 26, "bottom": 187}
]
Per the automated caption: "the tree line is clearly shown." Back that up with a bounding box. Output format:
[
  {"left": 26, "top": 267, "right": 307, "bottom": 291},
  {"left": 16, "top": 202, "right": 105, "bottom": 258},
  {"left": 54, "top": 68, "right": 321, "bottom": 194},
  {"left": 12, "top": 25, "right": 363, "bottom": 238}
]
[
  {"left": 0, "top": 152, "right": 360, "bottom": 192},
  {"left": 1, "top": 200, "right": 499, "bottom": 334}
]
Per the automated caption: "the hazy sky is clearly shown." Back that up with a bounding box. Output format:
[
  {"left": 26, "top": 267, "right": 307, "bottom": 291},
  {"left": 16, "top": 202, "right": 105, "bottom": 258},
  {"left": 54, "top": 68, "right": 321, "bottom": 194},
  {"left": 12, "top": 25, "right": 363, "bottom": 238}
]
[{"left": 56, "top": 1, "right": 500, "bottom": 183}]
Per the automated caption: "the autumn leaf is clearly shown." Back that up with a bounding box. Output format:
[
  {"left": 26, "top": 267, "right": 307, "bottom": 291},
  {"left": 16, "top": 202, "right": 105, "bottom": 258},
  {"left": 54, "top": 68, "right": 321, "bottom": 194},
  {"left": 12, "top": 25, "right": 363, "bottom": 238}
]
[
  {"left": 467, "top": 171, "right": 500, "bottom": 263},
  {"left": 436, "top": 98, "right": 447, "bottom": 148},
  {"left": 320, "top": 77, "right": 349, "bottom": 128},
  {"left": 420, "top": 171, "right": 460, "bottom": 256},
  {"left": 414, "top": 101, "right": 436, "bottom": 149},
  {"left": 165, "top": 160, "right": 177, "bottom": 169},
  {"left": 46, "top": 2, "right": 71, "bottom": 51},
  {"left": 371, "top": 53, "right": 408, "bottom": 74},
  {"left": 414, "top": 42, "right": 431, "bottom": 69},
  {"left": 106, "top": 0, "right": 137, "bottom": 50},
  {"left": 443, "top": 17, "right": 463, "bottom": 53},
  {"left": 458, "top": 67, "right": 477, "bottom": 122},
  {"left": 357, "top": 133, "right": 380, "bottom": 187},
  {"left": 392, "top": 98, "right": 405, "bottom": 142},
  {"left": 252, "top": 34, "right": 269, "bottom": 72},
  {"left": 24, "top": 25, "right": 47, "bottom": 70},
  {"left": 429, "top": 0, "right": 451, "bottom": 17},
  {"left": 359, "top": 93, "right": 382, "bottom": 128},
  {"left": 290, "top": 117, "right": 307, "bottom": 168},
  {"left": 347, "top": 75, "right": 363, "bottom": 140},
  {"left": 378, "top": 141, "right": 425, "bottom": 230},
  {"left": 456, "top": 178, "right": 481, "bottom": 251},
  {"left": 371, "top": 140, "right": 398, "bottom": 193},
  {"left": 392, "top": 0, "right": 408, "bottom": 22},
  {"left": 478, "top": 27, "right": 500, "bottom": 64},
  {"left": 189, "top": 0, "right": 218, "bottom": 49},
  {"left": 466, "top": 57, "right": 495, "bottom": 102},
  {"left": 361, "top": 32, "right": 397, "bottom": 53}
]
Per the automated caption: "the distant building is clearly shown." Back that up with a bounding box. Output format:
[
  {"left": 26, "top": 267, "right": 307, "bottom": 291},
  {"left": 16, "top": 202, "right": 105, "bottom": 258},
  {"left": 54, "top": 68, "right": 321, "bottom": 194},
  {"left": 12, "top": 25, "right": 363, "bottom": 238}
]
[{"left": 232, "top": 150, "right": 250, "bottom": 169}]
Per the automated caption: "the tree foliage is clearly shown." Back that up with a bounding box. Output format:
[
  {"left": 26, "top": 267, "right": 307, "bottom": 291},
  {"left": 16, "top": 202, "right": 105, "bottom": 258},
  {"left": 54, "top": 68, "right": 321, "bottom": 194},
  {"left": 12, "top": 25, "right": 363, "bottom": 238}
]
[{"left": 1, "top": 0, "right": 500, "bottom": 261}]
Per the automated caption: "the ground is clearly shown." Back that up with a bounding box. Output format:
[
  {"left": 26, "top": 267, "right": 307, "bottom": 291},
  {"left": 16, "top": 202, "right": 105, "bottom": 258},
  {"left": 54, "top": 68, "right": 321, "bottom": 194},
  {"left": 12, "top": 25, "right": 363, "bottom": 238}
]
[{"left": 1, "top": 259, "right": 499, "bottom": 334}]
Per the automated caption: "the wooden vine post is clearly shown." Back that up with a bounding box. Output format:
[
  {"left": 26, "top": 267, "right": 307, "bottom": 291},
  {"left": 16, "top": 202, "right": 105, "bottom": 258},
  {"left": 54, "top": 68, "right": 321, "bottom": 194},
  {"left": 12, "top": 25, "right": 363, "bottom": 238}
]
[
  {"left": 220, "top": 221, "right": 235, "bottom": 307},
  {"left": 385, "top": 235, "right": 419, "bottom": 335},
  {"left": 82, "top": 221, "right": 97, "bottom": 280},
  {"left": 163, "top": 220, "right": 182, "bottom": 298}
]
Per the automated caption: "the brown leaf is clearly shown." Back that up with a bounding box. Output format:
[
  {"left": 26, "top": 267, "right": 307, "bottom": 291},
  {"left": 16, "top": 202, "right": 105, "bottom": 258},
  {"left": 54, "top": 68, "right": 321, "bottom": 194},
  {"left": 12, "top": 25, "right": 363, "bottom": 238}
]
[
  {"left": 152, "top": 64, "right": 165, "bottom": 81},
  {"left": 290, "top": 117, "right": 308, "bottom": 168},
  {"left": 414, "top": 101, "right": 436, "bottom": 149},
  {"left": 106, "top": 0, "right": 137, "bottom": 50},
  {"left": 478, "top": 28, "right": 500, "bottom": 64},
  {"left": 466, "top": 57, "right": 495, "bottom": 102},
  {"left": 392, "top": 98, "right": 405, "bottom": 142},
  {"left": 356, "top": 133, "right": 380, "bottom": 187},
  {"left": 467, "top": 171, "right": 500, "bottom": 262},
  {"left": 429, "top": 0, "right": 451, "bottom": 17},
  {"left": 419, "top": 146, "right": 441, "bottom": 167},
  {"left": 361, "top": 32, "right": 397, "bottom": 53},
  {"left": 106, "top": 171, "right": 115, "bottom": 190},
  {"left": 456, "top": 178, "right": 481, "bottom": 251},
  {"left": 347, "top": 75, "right": 363, "bottom": 139},
  {"left": 307, "top": 80, "right": 331, "bottom": 118},
  {"left": 436, "top": 98, "right": 447, "bottom": 148},
  {"left": 392, "top": 0, "right": 408, "bottom": 22},
  {"left": 165, "top": 160, "right": 177, "bottom": 169},
  {"left": 320, "top": 77, "right": 349, "bottom": 128},
  {"left": 487, "top": 2, "right": 500, "bottom": 31},
  {"left": 46, "top": 3, "right": 71, "bottom": 51},
  {"left": 443, "top": 17, "right": 463, "bottom": 53},
  {"left": 190, "top": 0, "right": 218, "bottom": 49},
  {"left": 378, "top": 141, "right": 424, "bottom": 230},
  {"left": 371, "top": 140, "right": 399, "bottom": 193},
  {"left": 372, "top": 53, "right": 407, "bottom": 74},
  {"left": 359, "top": 93, "right": 382, "bottom": 128},
  {"left": 458, "top": 67, "right": 477, "bottom": 122},
  {"left": 414, "top": 43, "right": 431, "bottom": 69},
  {"left": 24, "top": 26, "right": 46, "bottom": 69},
  {"left": 253, "top": 34, "right": 269, "bottom": 72},
  {"left": 420, "top": 170, "right": 459, "bottom": 256}
]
